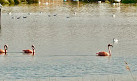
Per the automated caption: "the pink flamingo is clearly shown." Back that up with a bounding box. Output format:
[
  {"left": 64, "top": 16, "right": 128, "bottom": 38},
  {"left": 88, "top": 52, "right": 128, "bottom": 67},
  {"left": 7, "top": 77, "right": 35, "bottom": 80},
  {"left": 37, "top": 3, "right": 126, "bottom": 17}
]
[
  {"left": 0, "top": 45, "right": 8, "bottom": 54},
  {"left": 96, "top": 44, "right": 113, "bottom": 56},
  {"left": 23, "top": 45, "right": 35, "bottom": 55}
]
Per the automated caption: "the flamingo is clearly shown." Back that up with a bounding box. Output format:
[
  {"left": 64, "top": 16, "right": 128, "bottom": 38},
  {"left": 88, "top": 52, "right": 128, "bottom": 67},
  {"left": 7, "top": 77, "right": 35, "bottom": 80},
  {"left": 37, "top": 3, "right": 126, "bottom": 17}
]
[
  {"left": 23, "top": 45, "right": 35, "bottom": 55},
  {"left": 0, "top": 45, "right": 8, "bottom": 54},
  {"left": 96, "top": 44, "right": 113, "bottom": 56}
]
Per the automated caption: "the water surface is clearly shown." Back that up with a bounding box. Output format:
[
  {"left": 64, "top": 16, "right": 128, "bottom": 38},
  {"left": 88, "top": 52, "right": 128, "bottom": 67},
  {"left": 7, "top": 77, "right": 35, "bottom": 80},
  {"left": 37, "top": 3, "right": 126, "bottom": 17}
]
[{"left": 1, "top": 1, "right": 137, "bottom": 80}]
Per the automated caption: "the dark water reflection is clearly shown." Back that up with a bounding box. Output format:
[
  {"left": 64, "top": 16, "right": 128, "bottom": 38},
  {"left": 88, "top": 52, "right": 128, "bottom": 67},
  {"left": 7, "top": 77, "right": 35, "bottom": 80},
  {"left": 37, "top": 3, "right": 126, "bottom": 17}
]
[{"left": 0, "top": 1, "right": 137, "bottom": 80}]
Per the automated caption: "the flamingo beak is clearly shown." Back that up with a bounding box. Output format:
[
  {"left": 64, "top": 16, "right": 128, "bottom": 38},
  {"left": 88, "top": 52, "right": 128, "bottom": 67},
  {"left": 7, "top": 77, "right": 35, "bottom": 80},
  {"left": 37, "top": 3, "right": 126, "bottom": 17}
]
[
  {"left": 110, "top": 45, "right": 113, "bottom": 47},
  {"left": 32, "top": 45, "right": 35, "bottom": 49},
  {"left": 108, "top": 44, "right": 113, "bottom": 48}
]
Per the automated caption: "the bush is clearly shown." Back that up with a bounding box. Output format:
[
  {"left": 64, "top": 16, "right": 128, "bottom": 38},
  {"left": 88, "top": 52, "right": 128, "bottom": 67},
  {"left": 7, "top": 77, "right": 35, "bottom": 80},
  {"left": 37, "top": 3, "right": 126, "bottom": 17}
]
[
  {"left": 26, "top": 0, "right": 38, "bottom": 3},
  {"left": 121, "top": 0, "right": 137, "bottom": 3},
  {"left": 14, "top": 0, "right": 21, "bottom": 4},
  {"left": 21, "top": 0, "right": 26, "bottom": 2},
  {"left": 0, "top": 0, "right": 10, "bottom": 4},
  {"left": 0, "top": 0, "right": 38, "bottom": 4},
  {"left": 9, "top": 0, "right": 15, "bottom": 4}
]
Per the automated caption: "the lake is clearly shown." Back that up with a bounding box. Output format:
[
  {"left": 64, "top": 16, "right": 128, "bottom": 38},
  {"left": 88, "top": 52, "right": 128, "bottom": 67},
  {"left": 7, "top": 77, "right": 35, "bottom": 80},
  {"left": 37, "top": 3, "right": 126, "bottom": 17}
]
[{"left": 1, "top": 1, "right": 137, "bottom": 81}]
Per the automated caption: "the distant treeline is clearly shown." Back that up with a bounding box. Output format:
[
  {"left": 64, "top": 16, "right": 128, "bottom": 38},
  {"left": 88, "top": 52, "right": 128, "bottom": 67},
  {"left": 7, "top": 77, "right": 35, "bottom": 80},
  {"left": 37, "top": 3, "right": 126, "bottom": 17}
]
[
  {"left": 0, "top": 0, "right": 137, "bottom": 4},
  {"left": 0, "top": 0, "right": 38, "bottom": 4}
]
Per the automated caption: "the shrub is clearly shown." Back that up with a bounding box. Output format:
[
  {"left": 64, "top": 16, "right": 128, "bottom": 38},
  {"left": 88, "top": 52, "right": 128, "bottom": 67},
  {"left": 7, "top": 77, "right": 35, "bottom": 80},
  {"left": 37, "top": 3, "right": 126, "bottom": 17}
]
[
  {"left": 14, "top": 0, "right": 21, "bottom": 4},
  {"left": 121, "top": 0, "right": 137, "bottom": 3},
  {"left": 0, "top": 0, "right": 10, "bottom": 4},
  {"left": 9, "top": 0, "right": 15, "bottom": 4},
  {"left": 26, "top": 0, "right": 38, "bottom": 3}
]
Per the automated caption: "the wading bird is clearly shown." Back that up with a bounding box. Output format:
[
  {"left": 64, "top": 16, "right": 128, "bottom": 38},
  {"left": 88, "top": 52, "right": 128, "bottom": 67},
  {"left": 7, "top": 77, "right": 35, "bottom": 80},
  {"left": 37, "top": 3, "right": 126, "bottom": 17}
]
[
  {"left": 113, "top": 38, "right": 118, "bottom": 43},
  {"left": 23, "top": 45, "right": 35, "bottom": 55},
  {"left": 0, "top": 45, "right": 8, "bottom": 54},
  {"left": 96, "top": 44, "right": 113, "bottom": 56}
]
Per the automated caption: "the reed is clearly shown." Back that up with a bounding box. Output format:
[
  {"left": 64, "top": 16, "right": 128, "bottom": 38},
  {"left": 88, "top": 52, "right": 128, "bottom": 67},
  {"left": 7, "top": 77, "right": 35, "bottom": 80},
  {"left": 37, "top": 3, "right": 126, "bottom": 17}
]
[{"left": 124, "top": 61, "right": 136, "bottom": 81}]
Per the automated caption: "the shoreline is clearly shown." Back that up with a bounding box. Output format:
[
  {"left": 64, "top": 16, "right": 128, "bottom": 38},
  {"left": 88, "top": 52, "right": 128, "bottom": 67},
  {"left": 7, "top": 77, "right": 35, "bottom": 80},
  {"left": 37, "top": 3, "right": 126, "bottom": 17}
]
[
  {"left": 0, "top": 0, "right": 137, "bottom": 5},
  {"left": 0, "top": 75, "right": 137, "bottom": 81}
]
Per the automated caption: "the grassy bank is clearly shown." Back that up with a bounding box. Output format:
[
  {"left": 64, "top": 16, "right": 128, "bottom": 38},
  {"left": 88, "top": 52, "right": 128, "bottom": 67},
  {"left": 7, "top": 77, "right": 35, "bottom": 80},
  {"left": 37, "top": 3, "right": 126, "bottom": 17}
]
[
  {"left": 0, "top": 0, "right": 38, "bottom": 4},
  {"left": 0, "top": 0, "right": 137, "bottom": 4}
]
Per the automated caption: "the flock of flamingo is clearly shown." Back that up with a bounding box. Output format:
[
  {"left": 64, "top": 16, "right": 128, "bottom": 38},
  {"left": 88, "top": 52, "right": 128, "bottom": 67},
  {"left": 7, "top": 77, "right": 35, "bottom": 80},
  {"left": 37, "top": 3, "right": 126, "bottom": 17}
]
[
  {"left": 0, "top": 45, "right": 35, "bottom": 55},
  {"left": 0, "top": 39, "right": 118, "bottom": 56}
]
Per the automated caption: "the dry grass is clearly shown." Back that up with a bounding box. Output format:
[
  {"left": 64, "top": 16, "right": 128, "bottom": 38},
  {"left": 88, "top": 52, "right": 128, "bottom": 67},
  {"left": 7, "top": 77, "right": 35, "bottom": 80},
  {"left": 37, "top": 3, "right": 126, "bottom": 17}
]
[{"left": 124, "top": 61, "right": 136, "bottom": 81}]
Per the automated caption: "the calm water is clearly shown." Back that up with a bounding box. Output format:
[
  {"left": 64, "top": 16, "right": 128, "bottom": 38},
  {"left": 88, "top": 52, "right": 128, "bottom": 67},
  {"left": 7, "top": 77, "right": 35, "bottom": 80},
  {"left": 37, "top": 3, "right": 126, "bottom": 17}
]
[{"left": 1, "top": 1, "right": 137, "bottom": 80}]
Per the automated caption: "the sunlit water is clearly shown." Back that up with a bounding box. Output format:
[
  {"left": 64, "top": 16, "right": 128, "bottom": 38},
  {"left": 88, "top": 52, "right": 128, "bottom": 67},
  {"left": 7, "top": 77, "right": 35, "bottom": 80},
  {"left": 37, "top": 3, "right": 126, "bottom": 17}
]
[{"left": 1, "top": 1, "right": 137, "bottom": 80}]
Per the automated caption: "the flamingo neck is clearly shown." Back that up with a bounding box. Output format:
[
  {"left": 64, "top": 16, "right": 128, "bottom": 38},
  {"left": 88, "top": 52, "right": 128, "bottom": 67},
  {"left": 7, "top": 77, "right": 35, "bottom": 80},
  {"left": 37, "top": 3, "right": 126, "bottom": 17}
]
[
  {"left": 32, "top": 49, "right": 35, "bottom": 55},
  {"left": 4, "top": 45, "right": 8, "bottom": 54},
  {"left": 5, "top": 49, "right": 7, "bottom": 54},
  {"left": 33, "top": 49, "right": 35, "bottom": 53},
  {"left": 108, "top": 47, "right": 111, "bottom": 56}
]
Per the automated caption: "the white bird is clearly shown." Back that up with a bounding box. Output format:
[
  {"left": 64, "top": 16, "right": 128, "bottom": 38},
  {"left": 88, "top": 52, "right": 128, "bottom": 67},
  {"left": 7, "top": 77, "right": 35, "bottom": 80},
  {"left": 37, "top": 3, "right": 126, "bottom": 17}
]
[
  {"left": 45, "top": 2, "right": 49, "bottom": 5},
  {"left": 28, "top": 13, "right": 31, "bottom": 15},
  {"left": 17, "top": 16, "right": 21, "bottom": 19},
  {"left": 114, "top": 0, "right": 121, "bottom": 2},
  {"left": 74, "top": 12, "right": 76, "bottom": 15},
  {"left": 0, "top": 4, "right": 2, "bottom": 8},
  {"left": 98, "top": 1, "right": 101, "bottom": 4},
  {"left": 53, "top": 14, "right": 57, "bottom": 16},
  {"left": 112, "top": 3, "right": 116, "bottom": 5},
  {"left": 8, "top": 12, "right": 11, "bottom": 15},
  {"left": 39, "top": 1, "right": 41, "bottom": 4},
  {"left": 113, "top": 38, "right": 118, "bottom": 43},
  {"left": 12, "top": 17, "right": 15, "bottom": 19},
  {"left": 23, "top": 16, "right": 27, "bottom": 18},
  {"left": 112, "top": 14, "right": 115, "bottom": 18}
]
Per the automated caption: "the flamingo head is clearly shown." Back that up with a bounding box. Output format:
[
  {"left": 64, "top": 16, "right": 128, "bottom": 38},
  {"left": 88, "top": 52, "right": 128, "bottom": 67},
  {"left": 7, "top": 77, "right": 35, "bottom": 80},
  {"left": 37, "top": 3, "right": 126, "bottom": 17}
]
[
  {"left": 108, "top": 44, "right": 113, "bottom": 49},
  {"left": 4, "top": 45, "right": 8, "bottom": 50},
  {"left": 32, "top": 45, "right": 35, "bottom": 50}
]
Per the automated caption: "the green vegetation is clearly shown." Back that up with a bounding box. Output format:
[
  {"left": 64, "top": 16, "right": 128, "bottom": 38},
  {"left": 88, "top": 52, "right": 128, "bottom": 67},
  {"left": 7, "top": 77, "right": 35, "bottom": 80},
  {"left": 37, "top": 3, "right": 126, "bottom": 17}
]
[
  {"left": 121, "top": 0, "right": 137, "bottom": 3},
  {"left": 14, "top": 0, "right": 21, "bottom": 4},
  {"left": 26, "top": 0, "right": 38, "bottom": 4},
  {"left": 0, "top": 0, "right": 38, "bottom": 4},
  {"left": 0, "top": 0, "right": 10, "bottom": 4},
  {"left": 0, "top": 0, "right": 137, "bottom": 4},
  {"left": 9, "top": 0, "right": 15, "bottom": 4},
  {"left": 81, "top": 0, "right": 137, "bottom": 3}
]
